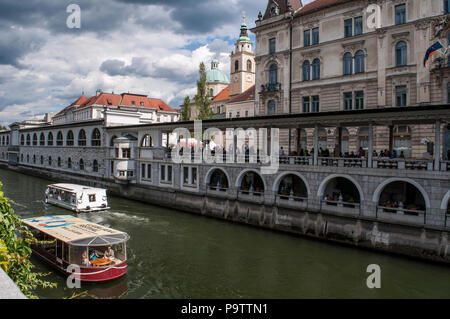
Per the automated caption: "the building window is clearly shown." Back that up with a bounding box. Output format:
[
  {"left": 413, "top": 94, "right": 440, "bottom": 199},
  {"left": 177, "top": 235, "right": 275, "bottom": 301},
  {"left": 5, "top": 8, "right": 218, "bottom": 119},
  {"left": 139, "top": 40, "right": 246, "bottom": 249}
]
[
  {"left": 304, "top": 29, "right": 311, "bottom": 47},
  {"left": 141, "top": 164, "right": 146, "bottom": 179},
  {"left": 312, "top": 58, "right": 320, "bottom": 80},
  {"left": 446, "top": 0, "right": 450, "bottom": 14},
  {"left": 395, "top": 86, "right": 407, "bottom": 107},
  {"left": 269, "top": 38, "right": 276, "bottom": 54},
  {"left": 269, "top": 64, "right": 278, "bottom": 87},
  {"left": 183, "top": 167, "right": 198, "bottom": 187},
  {"left": 67, "top": 130, "right": 74, "bottom": 146},
  {"left": 302, "top": 97, "right": 310, "bottom": 113},
  {"left": 48, "top": 132, "right": 53, "bottom": 146},
  {"left": 48, "top": 156, "right": 52, "bottom": 166},
  {"left": 344, "top": 92, "right": 353, "bottom": 110},
  {"left": 267, "top": 100, "right": 276, "bottom": 115},
  {"left": 354, "top": 16, "right": 363, "bottom": 35},
  {"left": 160, "top": 164, "right": 172, "bottom": 184},
  {"left": 57, "top": 131, "right": 63, "bottom": 146},
  {"left": 396, "top": 41, "right": 407, "bottom": 66},
  {"left": 79, "top": 159, "right": 84, "bottom": 171},
  {"left": 68, "top": 158, "right": 72, "bottom": 169},
  {"left": 141, "top": 135, "right": 152, "bottom": 147},
  {"left": 91, "top": 128, "right": 101, "bottom": 146},
  {"left": 343, "top": 52, "right": 353, "bottom": 75},
  {"left": 93, "top": 160, "right": 99, "bottom": 172},
  {"left": 355, "top": 91, "right": 364, "bottom": 110},
  {"left": 235, "top": 60, "right": 239, "bottom": 72},
  {"left": 20, "top": 135, "right": 24, "bottom": 146},
  {"left": 236, "top": 111, "right": 240, "bottom": 118},
  {"left": 40, "top": 133, "right": 45, "bottom": 146},
  {"left": 78, "top": 129, "right": 86, "bottom": 146},
  {"left": 122, "top": 148, "right": 131, "bottom": 159},
  {"left": 312, "top": 28, "right": 319, "bottom": 45},
  {"left": 57, "top": 157, "right": 61, "bottom": 167},
  {"left": 245, "top": 110, "right": 249, "bottom": 117},
  {"left": 355, "top": 50, "right": 365, "bottom": 73},
  {"left": 344, "top": 19, "right": 353, "bottom": 37},
  {"left": 447, "top": 82, "right": 450, "bottom": 103},
  {"left": 33, "top": 134, "right": 38, "bottom": 146},
  {"left": 302, "top": 60, "right": 311, "bottom": 81},
  {"left": 312, "top": 96, "right": 320, "bottom": 113},
  {"left": 395, "top": 4, "right": 406, "bottom": 25},
  {"left": 247, "top": 60, "right": 252, "bottom": 72}
]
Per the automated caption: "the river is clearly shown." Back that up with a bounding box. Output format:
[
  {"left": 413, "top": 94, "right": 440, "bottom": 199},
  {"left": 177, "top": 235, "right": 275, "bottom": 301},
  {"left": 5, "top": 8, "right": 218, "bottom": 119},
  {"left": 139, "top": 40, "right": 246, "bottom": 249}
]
[{"left": 0, "top": 168, "right": 449, "bottom": 299}]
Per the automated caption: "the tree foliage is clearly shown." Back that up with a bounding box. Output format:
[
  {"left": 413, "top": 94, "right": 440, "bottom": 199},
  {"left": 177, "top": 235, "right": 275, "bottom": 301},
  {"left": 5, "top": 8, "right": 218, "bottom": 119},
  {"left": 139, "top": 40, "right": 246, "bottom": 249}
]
[
  {"left": 194, "top": 62, "right": 213, "bottom": 120},
  {"left": 181, "top": 96, "right": 192, "bottom": 121},
  {"left": 0, "top": 182, "right": 56, "bottom": 298}
]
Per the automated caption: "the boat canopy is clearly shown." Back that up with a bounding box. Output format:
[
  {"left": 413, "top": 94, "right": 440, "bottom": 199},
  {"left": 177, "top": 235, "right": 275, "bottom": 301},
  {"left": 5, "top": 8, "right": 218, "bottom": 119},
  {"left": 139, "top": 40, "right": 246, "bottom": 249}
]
[
  {"left": 22, "top": 216, "right": 129, "bottom": 247},
  {"left": 48, "top": 184, "right": 107, "bottom": 194}
]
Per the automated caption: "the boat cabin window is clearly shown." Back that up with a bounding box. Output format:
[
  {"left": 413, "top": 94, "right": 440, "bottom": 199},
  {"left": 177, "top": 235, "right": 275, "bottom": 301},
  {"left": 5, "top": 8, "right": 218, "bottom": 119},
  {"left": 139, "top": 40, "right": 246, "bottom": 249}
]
[
  {"left": 89, "top": 194, "right": 96, "bottom": 202},
  {"left": 85, "top": 243, "right": 127, "bottom": 267}
]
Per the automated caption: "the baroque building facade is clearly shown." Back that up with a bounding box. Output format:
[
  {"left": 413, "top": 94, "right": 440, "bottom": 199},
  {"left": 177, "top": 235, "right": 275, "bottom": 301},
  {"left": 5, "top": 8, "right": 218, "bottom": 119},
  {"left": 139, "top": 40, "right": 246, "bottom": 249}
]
[{"left": 252, "top": 0, "right": 450, "bottom": 158}]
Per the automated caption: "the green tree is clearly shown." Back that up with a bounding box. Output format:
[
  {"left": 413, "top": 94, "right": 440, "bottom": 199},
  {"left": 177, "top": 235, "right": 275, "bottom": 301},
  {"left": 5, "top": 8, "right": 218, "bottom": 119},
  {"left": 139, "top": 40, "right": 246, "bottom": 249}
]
[
  {"left": 0, "top": 182, "right": 56, "bottom": 298},
  {"left": 181, "top": 96, "right": 192, "bottom": 121},
  {"left": 194, "top": 62, "right": 213, "bottom": 120},
  {"left": 0, "top": 125, "right": 7, "bottom": 131}
]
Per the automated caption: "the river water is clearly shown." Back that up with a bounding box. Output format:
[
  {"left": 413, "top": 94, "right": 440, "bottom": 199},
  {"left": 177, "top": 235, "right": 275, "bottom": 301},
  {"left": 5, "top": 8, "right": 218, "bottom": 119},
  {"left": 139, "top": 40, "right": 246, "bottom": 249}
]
[{"left": 0, "top": 168, "right": 449, "bottom": 299}]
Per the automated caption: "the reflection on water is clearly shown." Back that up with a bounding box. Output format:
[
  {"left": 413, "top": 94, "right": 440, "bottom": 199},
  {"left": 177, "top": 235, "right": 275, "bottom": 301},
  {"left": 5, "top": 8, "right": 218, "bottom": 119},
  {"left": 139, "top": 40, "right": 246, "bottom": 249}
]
[{"left": 1, "top": 168, "right": 450, "bottom": 299}]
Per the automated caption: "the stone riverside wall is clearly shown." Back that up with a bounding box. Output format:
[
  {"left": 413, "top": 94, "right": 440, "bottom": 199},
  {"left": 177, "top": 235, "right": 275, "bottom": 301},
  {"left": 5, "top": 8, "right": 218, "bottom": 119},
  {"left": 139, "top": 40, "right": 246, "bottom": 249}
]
[
  {"left": 0, "top": 268, "right": 26, "bottom": 299},
  {"left": 1, "top": 162, "right": 449, "bottom": 266}
]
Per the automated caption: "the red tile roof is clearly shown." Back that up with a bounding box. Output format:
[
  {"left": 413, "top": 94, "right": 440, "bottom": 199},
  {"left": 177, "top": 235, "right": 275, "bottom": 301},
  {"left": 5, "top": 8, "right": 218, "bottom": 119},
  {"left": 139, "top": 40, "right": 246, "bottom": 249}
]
[
  {"left": 56, "top": 92, "right": 176, "bottom": 117},
  {"left": 295, "top": 0, "right": 350, "bottom": 16},
  {"left": 212, "top": 85, "right": 231, "bottom": 103},
  {"left": 228, "top": 85, "right": 255, "bottom": 104},
  {"left": 263, "top": 0, "right": 303, "bottom": 20}
]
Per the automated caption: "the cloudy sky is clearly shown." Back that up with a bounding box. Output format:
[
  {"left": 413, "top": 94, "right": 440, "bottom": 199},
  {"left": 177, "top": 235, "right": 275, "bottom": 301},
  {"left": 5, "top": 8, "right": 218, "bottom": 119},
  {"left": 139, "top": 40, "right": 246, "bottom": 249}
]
[{"left": 0, "top": 0, "right": 280, "bottom": 127}]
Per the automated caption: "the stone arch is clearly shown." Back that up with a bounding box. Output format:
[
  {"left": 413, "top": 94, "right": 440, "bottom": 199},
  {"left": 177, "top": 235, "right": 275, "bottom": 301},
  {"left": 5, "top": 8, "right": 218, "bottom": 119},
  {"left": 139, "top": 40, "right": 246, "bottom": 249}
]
[
  {"left": 372, "top": 178, "right": 431, "bottom": 210},
  {"left": 317, "top": 174, "right": 364, "bottom": 202},
  {"left": 205, "top": 167, "right": 231, "bottom": 190},
  {"left": 441, "top": 190, "right": 450, "bottom": 210},
  {"left": 272, "top": 171, "right": 311, "bottom": 197},
  {"left": 235, "top": 169, "right": 266, "bottom": 193}
]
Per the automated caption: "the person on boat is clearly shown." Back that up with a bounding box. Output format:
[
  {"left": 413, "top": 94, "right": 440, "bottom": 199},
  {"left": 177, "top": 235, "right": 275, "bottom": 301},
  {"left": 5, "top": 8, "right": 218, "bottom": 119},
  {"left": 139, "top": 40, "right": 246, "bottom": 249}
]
[
  {"left": 82, "top": 251, "right": 91, "bottom": 267},
  {"left": 89, "top": 250, "right": 99, "bottom": 261},
  {"left": 104, "top": 246, "right": 115, "bottom": 261}
]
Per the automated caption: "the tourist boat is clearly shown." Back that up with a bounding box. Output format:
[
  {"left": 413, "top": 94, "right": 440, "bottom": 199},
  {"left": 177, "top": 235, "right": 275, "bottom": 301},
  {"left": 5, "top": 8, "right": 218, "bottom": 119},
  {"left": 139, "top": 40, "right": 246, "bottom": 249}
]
[
  {"left": 45, "top": 184, "right": 110, "bottom": 213},
  {"left": 23, "top": 215, "right": 129, "bottom": 282}
]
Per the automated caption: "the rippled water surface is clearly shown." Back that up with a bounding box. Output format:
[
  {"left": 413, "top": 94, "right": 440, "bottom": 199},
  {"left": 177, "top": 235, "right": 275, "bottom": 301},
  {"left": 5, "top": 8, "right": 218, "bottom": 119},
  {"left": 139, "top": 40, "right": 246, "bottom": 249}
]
[{"left": 1, "top": 168, "right": 449, "bottom": 299}]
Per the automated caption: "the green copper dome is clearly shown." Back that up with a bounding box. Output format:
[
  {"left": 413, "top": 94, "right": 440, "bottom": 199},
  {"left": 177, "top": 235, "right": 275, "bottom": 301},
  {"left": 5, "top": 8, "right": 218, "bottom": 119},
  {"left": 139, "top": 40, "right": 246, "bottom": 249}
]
[{"left": 206, "top": 60, "right": 230, "bottom": 84}]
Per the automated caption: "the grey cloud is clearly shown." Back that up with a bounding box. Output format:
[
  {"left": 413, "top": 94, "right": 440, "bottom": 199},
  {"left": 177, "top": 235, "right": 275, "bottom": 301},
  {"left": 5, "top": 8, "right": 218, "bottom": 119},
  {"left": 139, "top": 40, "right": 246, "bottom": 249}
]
[
  {"left": 100, "top": 57, "right": 196, "bottom": 84},
  {"left": 0, "top": 26, "right": 47, "bottom": 66}
]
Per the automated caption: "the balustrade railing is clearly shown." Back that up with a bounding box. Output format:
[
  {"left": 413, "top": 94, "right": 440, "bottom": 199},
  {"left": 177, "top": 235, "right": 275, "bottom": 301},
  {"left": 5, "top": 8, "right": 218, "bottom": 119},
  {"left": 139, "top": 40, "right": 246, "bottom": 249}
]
[{"left": 376, "top": 206, "right": 426, "bottom": 224}]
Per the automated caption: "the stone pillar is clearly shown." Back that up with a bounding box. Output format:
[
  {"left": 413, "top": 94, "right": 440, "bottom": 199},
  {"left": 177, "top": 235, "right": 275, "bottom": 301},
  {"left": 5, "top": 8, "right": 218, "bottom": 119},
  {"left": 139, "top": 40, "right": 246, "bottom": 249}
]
[
  {"left": 388, "top": 125, "right": 394, "bottom": 153},
  {"left": 313, "top": 125, "right": 319, "bottom": 166},
  {"left": 435, "top": 120, "right": 441, "bottom": 171},
  {"left": 368, "top": 123, "right": 374, "bottom": 168}
]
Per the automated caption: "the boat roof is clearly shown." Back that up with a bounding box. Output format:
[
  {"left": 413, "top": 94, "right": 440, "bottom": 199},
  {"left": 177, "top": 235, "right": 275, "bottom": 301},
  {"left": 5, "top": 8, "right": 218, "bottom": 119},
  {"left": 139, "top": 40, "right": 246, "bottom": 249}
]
[
  {"left": 47, "top": 184, "right": 107, "bottom": 193},
  {"left": 22, "top": 216, "right": 129, "bottom": 247}
]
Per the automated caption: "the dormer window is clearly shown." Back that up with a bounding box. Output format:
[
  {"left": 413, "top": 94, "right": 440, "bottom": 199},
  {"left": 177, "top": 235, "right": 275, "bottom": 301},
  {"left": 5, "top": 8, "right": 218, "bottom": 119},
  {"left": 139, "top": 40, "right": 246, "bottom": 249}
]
[
  {"left": 132, "top": 101, "right": 136, "bottom": 106},
  {"left": 140, "top": 102, "right": 144, "bottom": 106},
  {"left": 269, "top": 3, "right": 279, "bottom": 17}
]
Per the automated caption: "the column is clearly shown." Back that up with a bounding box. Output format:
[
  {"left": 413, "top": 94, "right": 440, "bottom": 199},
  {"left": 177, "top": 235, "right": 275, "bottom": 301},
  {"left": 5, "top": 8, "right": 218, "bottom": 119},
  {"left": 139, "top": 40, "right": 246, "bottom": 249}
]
[
  {"left": 368, "top": 123, "right": 374, "bottom": 168},
  {"left": 388, "top": 125, "right": 394, "bottom": 153},
  {"left": 435, "top": 120, "right": 441, "bottom": 171},
  {"left": 337, "top": 127, "right": 342, "bottom": 156},
  {"left": 313, "top": 125, "right": 319, "bottom": 166}
]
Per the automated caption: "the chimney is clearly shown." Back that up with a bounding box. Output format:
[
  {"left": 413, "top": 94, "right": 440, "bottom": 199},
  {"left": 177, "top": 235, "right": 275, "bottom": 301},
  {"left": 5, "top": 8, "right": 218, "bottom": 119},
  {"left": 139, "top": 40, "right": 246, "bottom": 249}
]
[
  {"left": 96, "top": 89, "right": 103, "bottom": 97},
  {"left": 44, "top": 113, "right": 54, "bottom": 123}
]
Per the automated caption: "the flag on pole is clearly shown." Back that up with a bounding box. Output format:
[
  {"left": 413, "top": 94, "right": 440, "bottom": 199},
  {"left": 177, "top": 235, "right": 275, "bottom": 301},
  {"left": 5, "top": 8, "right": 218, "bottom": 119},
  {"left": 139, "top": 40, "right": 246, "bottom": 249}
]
[{"left": 423, "top": 42, "right": 443, "bottom": 68}]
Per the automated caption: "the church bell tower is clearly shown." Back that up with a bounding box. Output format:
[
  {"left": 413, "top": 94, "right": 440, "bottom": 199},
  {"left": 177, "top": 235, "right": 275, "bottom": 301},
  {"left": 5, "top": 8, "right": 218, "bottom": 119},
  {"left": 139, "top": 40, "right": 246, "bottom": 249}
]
[{"left": 230, "top": 14, "right": 255, "bottom": 97}]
